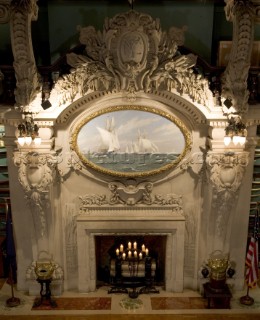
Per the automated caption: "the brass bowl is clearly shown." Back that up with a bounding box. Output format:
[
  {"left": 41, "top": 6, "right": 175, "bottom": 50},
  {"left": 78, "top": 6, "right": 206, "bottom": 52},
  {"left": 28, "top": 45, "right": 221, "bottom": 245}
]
[{"left": 35, "top": 262, "right": 55, "bottom": 280}]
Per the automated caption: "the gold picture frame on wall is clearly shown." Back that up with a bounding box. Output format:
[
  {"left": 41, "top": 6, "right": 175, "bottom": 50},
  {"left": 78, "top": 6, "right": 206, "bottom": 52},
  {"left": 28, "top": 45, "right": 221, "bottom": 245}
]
[
  {"left": 218, "top": 41, "right": 260, "bottom": 67},
  {"left": 71, "top": 106, "right": 192, "bottom": 178}
]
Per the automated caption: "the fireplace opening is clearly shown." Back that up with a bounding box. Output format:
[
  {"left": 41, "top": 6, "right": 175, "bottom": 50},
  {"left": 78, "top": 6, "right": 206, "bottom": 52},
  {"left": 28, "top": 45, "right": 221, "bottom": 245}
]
[{"left": 95, "top": 235, "right": 166, "bottom": 288}]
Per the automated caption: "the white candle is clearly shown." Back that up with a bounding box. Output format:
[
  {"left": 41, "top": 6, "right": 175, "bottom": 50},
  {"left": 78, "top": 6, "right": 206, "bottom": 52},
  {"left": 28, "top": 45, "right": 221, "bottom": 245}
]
[
  {"left": 128, "top": 242, "right": 132, "bottom": 249},
  {"left": 134, "top": 250, "right": 137, "bottom": 258},
  {"left": 145, "top": 248, "right": 149, "bottom": 256},
  {"left": 120, "top": 244, "right": 124, "bottom": 252},
  {"left": 128, "top": 250, "right": 132, "bottom": 258},
  {"left": 122, "top": 253, "right": 126, "bottom": 260},
  {"left": 139, "top": 252, "right": 143, "bottom": 260},
  {"left": 116, "top": 249, "right": 119, "bottom": 256},
  {"left": 133, "top": 242, "right": 137, "bottom": 249},
  {"left": 142, "top": 244, "right": 145, "bottom": 252}
]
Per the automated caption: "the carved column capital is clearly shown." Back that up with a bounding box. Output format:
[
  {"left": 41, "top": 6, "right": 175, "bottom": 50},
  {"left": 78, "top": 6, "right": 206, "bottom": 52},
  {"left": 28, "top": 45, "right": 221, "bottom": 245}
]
[
  {"left": 206, "top": 151, "right": 249, "bottom": 194},
  {"left": 13, "top": 151, "right": 59, "bottom": 236},
  {"left": 9, "top": 0, "right": 40, "bottom": 110},
  {"left": 222, "top": 0, "right": 255, "bottom": 114}
]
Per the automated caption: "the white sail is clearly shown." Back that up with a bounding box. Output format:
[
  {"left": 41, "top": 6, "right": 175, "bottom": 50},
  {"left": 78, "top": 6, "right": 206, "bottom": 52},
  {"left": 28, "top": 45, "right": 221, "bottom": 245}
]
[
  {"left": 137, "top": 130, "right": 158, "bottom": 153},
  {"left": 138, "top": 138, "right": 159, "bottom": 153},
  {"left": 97, "top": 117, "right": 120, "bottom": 153}
]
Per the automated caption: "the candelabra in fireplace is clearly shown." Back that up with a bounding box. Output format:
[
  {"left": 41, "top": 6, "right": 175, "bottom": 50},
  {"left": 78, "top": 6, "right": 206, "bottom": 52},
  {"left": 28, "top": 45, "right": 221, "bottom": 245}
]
[{"left": 108, "top": 241, "right": 159, "bottom": 298}]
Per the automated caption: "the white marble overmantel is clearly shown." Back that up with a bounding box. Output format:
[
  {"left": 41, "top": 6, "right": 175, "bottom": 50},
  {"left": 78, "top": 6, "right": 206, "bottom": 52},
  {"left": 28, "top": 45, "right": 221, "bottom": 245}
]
[
  {"left": 76, "top": 207, "right": 185, "bottom": 293},
  {"left": 3, "top": 2, "right": 260, "bottom": 296}
]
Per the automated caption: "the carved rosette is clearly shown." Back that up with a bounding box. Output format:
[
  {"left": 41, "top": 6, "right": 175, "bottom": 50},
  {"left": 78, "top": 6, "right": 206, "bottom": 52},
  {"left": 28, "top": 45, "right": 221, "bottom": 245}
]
[
  {"left": 222, "top": 0, "right": 255, "bottom": 114},
  {"left": 10, "top": 0, "right": 41, "bottom": 110},
  {"left": 13, "top": 151, "right": 59, "bottom": 236},
  {"left": 206, "top": 152, "right": 249, "bottom": 236},
  {"left": 50, "top": 10, "right": 212, "bottom": 107}
]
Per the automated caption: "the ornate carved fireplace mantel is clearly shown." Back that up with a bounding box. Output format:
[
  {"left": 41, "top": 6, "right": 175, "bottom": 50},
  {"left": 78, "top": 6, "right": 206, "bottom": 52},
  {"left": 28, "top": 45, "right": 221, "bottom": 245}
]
[
  {"left": 76, "top": 207, "right": 185, "bottom": 293},
  {"left": 76, "top": 181, "right": 185, "bottom": 293}
]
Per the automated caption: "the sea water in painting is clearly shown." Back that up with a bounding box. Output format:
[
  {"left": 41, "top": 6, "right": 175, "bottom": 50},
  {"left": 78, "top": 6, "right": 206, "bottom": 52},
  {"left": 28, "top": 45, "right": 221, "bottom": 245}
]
[{"left": 76, "top": 109, "right": 186, "bottom": 174}]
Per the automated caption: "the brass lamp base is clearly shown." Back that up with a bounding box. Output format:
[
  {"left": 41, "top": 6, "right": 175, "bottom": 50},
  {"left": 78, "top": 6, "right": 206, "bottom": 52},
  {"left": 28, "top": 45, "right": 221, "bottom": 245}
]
[
  {"left": 240, "top": 294, "right": 254, "bottom": 306},
  {"left": 6, "top": 297, "right": 20, "bottom": 307}
]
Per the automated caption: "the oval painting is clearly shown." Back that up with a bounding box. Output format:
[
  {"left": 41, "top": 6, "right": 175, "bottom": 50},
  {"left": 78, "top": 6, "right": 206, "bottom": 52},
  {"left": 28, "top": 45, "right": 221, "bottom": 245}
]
[{"left": 72, "top": 106, "right": 191, "bottom": 177}]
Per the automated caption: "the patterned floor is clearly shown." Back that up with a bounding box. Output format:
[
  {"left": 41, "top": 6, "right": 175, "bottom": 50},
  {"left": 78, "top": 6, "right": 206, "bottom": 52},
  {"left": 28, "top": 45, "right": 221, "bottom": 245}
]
[
  {"left": 0, "top": 279, "right": 260, "bottom": 318},
  {"left": 31, "top": 297, "right": 112, "bottom": 310}
]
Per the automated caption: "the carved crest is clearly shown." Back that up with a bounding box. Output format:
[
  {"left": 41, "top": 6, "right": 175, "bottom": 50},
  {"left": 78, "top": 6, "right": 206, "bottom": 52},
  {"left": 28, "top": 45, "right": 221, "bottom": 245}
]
[{"left": 50, "top": 10, "right": 212, "bottom": 106}]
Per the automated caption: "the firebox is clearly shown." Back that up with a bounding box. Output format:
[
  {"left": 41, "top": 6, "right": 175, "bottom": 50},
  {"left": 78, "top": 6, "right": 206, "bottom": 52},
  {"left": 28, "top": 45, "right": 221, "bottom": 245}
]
[
  {"left": 95, "top": 235, "right": 167, "bottom": 287},
  {"left": 76, "top": 206, "right": 185, "bottom": 293}
]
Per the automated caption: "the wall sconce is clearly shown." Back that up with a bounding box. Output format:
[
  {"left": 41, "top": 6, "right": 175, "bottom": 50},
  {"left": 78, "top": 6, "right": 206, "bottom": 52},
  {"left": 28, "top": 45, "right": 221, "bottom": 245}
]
[
  {"left": 224, "top": 116, "right": 247, "bottom": 146},
  {"left": 17, "top": 112, "right": 41, "bottom": 147}
]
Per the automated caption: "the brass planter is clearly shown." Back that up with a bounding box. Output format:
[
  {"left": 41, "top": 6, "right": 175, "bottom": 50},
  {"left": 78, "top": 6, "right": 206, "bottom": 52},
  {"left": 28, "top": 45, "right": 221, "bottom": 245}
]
[
  {"left": 207, "top": 251, "right": 229, "bottom": 291},
  {"left": 35, "top": 262, "right": 55, "bottom": 280}
]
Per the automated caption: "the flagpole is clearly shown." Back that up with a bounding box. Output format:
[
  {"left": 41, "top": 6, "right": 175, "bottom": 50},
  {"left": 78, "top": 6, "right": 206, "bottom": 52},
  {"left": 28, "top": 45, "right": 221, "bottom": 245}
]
[
  {"left": 2, "top": 200, "right": 20, "bottom": 308},
  {"left": 240, "top": 202, "right": 260, "bottom": 306},
  {"left": 240, "top": 286, "right": 254, "bottom": 306},
  {"left": 6, "top": 263, "right": 20, "bottom": 307}
]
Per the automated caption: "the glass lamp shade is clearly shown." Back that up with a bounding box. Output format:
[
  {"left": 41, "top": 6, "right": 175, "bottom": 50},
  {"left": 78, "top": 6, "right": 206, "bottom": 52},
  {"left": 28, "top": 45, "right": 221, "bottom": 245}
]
[
  {"left": 232, "top": 135, "right": 240, "bottom": 145},
  {"left": 34, "top": 136, "right": 41, "bottom": 146},
  {"left": 25, "top": 136, "right": 32, "bottom": 145},
  {"left": 18, "top": 136, "right": 25, "bottom": 146},
  {"left": 239, "top": 136, "right": 246, "bottom": 145},
  {"left": 224, "top": 136, "right": 231, "bottom": 146}
]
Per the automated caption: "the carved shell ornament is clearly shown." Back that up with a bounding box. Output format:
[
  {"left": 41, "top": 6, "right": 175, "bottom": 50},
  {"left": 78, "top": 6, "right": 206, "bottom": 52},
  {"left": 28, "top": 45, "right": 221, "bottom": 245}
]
[{"left": 49, "top": 10, "right": 212, "bottom": 107}]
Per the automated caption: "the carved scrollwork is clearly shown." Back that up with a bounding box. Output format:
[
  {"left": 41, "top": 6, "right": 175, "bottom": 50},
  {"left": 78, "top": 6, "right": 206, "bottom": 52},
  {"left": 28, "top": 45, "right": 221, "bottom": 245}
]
[
  {"left": 206, "top": 151, "right": 249, "bottom": 237},
  {"left": 10, "top": 0, "right": 40, "bottom": 110},
  {"left": 207, "top": 152, "right": 249, "bottom": 194},
  {"left": 108, "top": 180, "right": 153, "bottom": 205},
  {"left": 66, "top": 150, "right": 83, "bottom": 172},
  {"left": 79, "top": 194, "right": 108, "bottom": 206},
  {"left": 0, "top": 1, "right": 10, "bottom": 23},
  {"left": 222, "top": 0, "right": 255, "bottom": 114},
  {"left": 49, "top": 10, "right": 212, "bottom": 108},
  {"left": 13, "top": 151, "right": 59, "bottom": 236},
  {"left": 79, "top": 180, "right": 183, "bottom": 216}
]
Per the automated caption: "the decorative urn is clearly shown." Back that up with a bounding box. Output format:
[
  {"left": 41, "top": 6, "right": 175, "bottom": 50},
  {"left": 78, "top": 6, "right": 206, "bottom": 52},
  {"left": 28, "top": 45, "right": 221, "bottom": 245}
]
[{"left": 207, "top": 250, "right": 229, "bottom": 291}]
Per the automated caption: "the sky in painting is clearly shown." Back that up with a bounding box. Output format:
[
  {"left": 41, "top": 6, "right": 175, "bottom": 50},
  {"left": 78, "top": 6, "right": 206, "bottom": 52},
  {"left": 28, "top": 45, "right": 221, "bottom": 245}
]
[{"left": 77, "top": 110, "right": 185, "bottom": 154}]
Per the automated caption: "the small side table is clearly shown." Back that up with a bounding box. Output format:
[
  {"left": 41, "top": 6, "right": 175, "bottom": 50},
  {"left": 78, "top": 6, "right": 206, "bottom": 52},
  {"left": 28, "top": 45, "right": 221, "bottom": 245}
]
[
  {"left": 203, "top": 282, "right": 232, "bottom": 309},
  {"left": 33, "top": 278, "right": 57, "bottom": 307}
]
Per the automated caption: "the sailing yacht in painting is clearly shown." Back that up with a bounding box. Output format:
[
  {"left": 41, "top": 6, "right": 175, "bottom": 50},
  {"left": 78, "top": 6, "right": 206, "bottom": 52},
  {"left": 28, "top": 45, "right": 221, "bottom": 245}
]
[
  {"left": 75, "top": 108, "right": 188, "bottom": 176},
  {"left": 97, "top": 117, "right": 120, "bottom": 153},
  {"left": 137, "top": 130, "right": 159, "bottom": 153}
]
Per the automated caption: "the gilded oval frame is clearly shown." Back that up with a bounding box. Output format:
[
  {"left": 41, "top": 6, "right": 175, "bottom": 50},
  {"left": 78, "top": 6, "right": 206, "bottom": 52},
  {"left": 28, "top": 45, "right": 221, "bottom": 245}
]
[{"left": 71, "top": 105, "right": 192, "bottom": 178}]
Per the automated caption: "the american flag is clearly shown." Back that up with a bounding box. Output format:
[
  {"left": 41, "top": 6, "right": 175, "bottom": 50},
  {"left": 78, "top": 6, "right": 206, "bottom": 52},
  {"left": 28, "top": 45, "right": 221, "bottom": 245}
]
[{"left": 245, "top": 206, "right": 259, "bottom": 288}]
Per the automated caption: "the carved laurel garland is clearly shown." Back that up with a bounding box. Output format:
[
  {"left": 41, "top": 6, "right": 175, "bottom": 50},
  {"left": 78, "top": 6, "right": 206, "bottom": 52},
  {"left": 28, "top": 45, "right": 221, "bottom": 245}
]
[
  {"left": 222, "top": 0, "right": 255, "bottom": 114},
  {"left": 206, "top": 151, "right": 249, "bottom": 236},
  {"left": 50, "top": 10, "right": 212, "bottom": 108},
  {"left": 13, "top": 151, "right": 59, "bottom": 236},
  {"left": 10, "top": 0, "right": 41, "bottom": 110}
]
